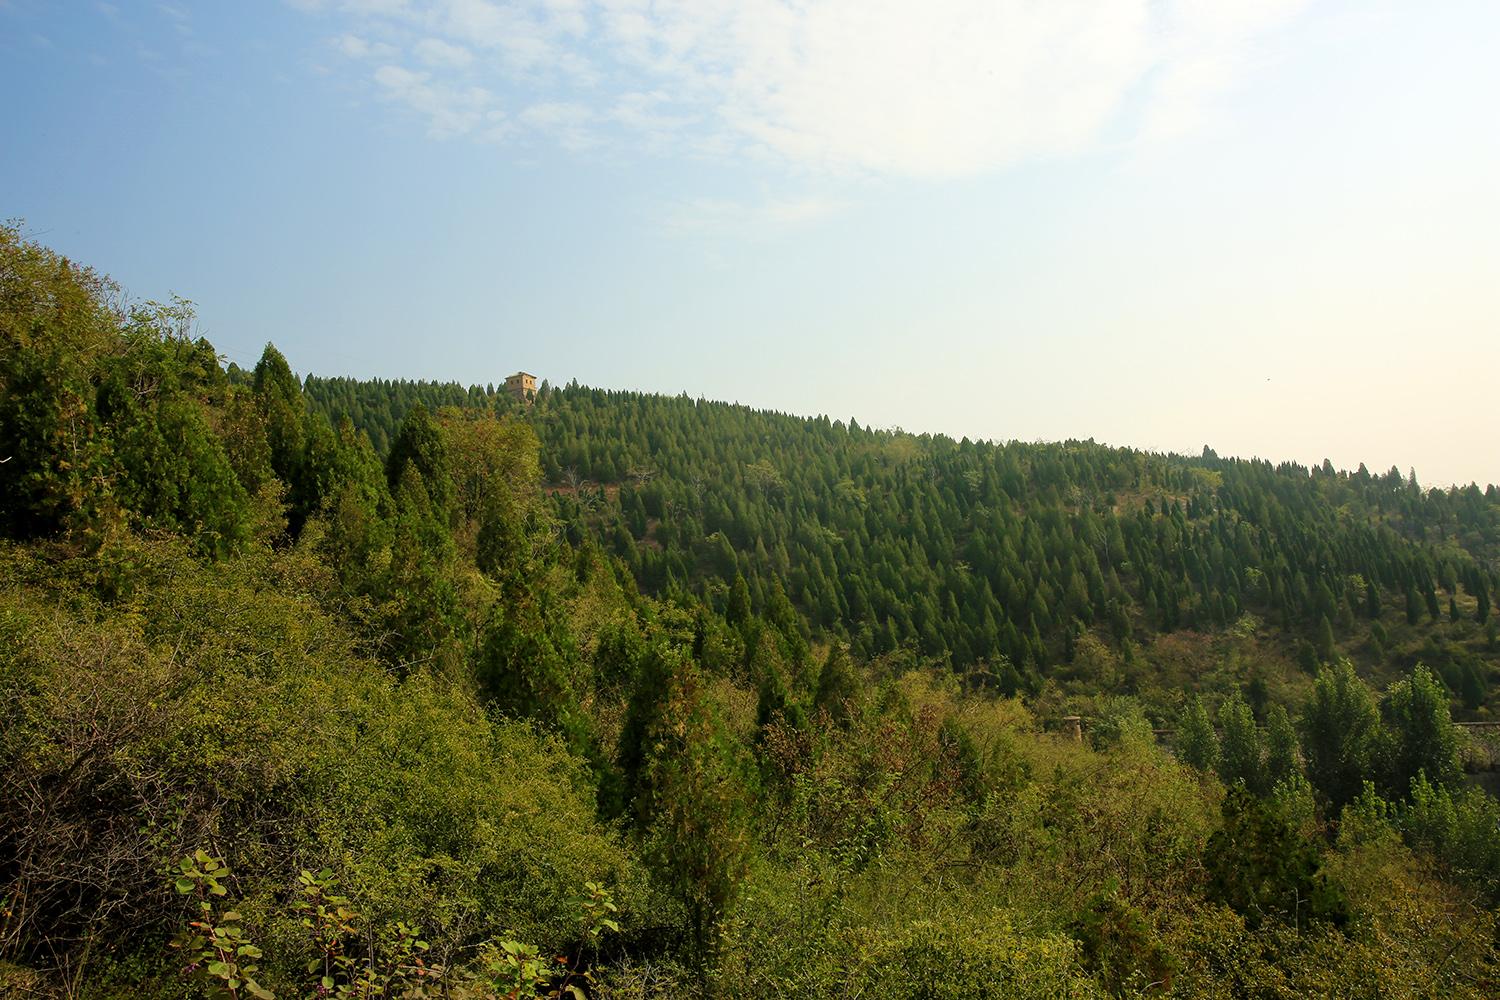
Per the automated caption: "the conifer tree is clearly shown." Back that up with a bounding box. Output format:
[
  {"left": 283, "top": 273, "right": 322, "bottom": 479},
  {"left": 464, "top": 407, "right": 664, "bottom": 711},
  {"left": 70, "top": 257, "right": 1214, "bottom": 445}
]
[
  {"left": 751, "top": 627, "right": 803, "bottom": 732},
  {"left": 1380, "top": 664, "right": 1460, "bottom": 795},
  {"left": 1204, "top": 788, "right": 1347, "bottom": 930},
  {"left": 642, "top": 663, "right": 750, "bottom": 979},
  {"left": 1315, "top": 615, "right": 1336, "bottom": 664},
  {"left": 1264, "top": 703, "right": 1301, "bottom": 788},
  {"left": 813, "top": 643, "right": 861, "bottom": 726},
  {"left": 726, "top": 572, "right": 752, "bottom": 627},
  {"left": 252, "top": 343, "right": 305, "bottom": 487},
  {"left": 1177, "top": 695, "right": 1220, "bottom": 774},
  {"left": 1302, "top": 660, "right": 1380, "bottom": 810},
  {"left": 1218, "top": 693, "right": 1266, "bottom": 793},
  {"left": 385, "top": 403, "right": 453, "bottom": 524}
]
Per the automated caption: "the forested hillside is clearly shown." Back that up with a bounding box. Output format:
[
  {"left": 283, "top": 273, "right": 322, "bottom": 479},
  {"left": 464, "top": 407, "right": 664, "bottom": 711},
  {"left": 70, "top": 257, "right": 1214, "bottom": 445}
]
[
  {"left": 6, "top": 226, "right": 1500, "bottom": 998},
  {"left": 303, "top": 376, "right": 1500, "bottom": 720}
]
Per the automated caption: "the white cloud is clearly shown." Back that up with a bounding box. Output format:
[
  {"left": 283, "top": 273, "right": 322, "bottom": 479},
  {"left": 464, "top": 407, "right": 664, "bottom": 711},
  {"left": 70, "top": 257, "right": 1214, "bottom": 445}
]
[
  {"left": 607, "top": 90, "right": 696, "bottom": 148},
  {"left": 439, "top": 0, "right": 561, "bottom": 74},
  {"left": 334, "top": 33, "right": 395, "bottom": 59},
  {"left": 373, "top": 63, "right": 498, "bottom": 137},
  {"left": 344, "top": 0, "right": 413, "bottom": 14},
  {"left": 1137, "top": 0, "right": 1307, "bottom": 144},
  {"left": 414, "top": 36, "right": 473, "bottom": 68},
  {"left": 299, "top": 0, "right": 1309, "bottom": 176},
  {"left": 518, "top": 100, "right": 596, "bottom": 148}
]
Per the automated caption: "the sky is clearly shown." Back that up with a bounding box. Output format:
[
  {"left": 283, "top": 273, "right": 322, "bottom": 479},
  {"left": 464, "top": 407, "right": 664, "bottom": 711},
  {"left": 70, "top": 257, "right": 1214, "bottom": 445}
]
[{"left": 2, "top": 0, "right": 1497, "bottom": 486}]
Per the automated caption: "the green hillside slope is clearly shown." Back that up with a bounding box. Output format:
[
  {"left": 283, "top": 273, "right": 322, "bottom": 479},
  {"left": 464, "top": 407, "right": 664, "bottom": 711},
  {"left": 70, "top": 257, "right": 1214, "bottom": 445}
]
[{"left": 304, "top": 377, "right": 1500, "bottom": 718}]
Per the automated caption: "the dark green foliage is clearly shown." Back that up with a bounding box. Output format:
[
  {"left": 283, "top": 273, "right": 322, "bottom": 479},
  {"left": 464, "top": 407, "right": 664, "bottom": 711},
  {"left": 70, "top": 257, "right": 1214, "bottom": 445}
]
[
  {"left": 726, "top": 572, "right": 752, "bottom": 626},
  {"left": 475, "top": 581, "right": 597, "bottom": 757},
  {"left": 214, "top": 387, "right": 274, "bottom": 497},
  {"left": 251, "top": 343, "right": 349, "bottom": 537},
  {"left": 1379, "top": 664, "right": 1461, "bottom": 795},
  {"left": 0, "top": 229, "right": 258, "bottom": 552},
  {"left": 316, "top": 417, "right": 395, "bottom": 589},
  {"left": 302, "top": 371, "right": 1500, "bottom": 724},
  {"left": 385, "top": 402, "right": 453, "bottom": 523},
  {"left": 1217, "top": 693, "right": 1266, "bottom": 794},
  {"left": 1071, "top": 887, "right": 1175, "bottom": 995},
  {"left": 640, "top": 662, "right": 751, "bottom": 973},
  {"left": 616, "top": 641, "right": 687, "bottom": 824},
  {"left": 1246, "top": 676, "right": 1269, "bottom": 720},
  {"left": 1264, "top": 703, "right": 1301, "bottom": 788},
  {"left": 95, "top": 324, "right": 252, "bottom": 555},
  {"left": 751, "top": 625, "right": 804, "bottom": 732},
  {"left": 252, "top": 343, "right": 304, "bottom": 484},
  {"left": 813, "top": 642, "right": 862, "bottom": 725},
  {"left": 1176, "top": 694, "right": 1219, "bottom": 773},
  {"left": 380, "top": 460, "right": 462, "bottom": 667},
  {"left": 0, "top": 225, "right": 121, "bottom": 538},
  {"left": 1315, "top": 615, "right": 1336, "bottom": 664},
  {"left": 1204, "top": 788, "right": 1348, "bottom": 930},
  {"left": 1405, "top": 586, "right": 1422, "bottom": 626},
  {"left": 1301, "top": 661, "right": 1380, "bottom": 810}
]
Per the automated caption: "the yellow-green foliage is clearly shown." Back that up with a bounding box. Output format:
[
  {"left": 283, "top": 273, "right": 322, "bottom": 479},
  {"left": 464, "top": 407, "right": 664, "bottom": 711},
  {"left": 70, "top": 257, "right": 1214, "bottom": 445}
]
[
  {"left": 716, "top": 669, "right": 1222, "bottom": 999},
  {"left": 861, "top": 914, "right": 1104, "bottom": 1000},
  {"left": 0, "top": 535, "right": 638, "bottom": 993},
  {"left": 718, "top": 860, "right": 1105, "bottom": 1000}
]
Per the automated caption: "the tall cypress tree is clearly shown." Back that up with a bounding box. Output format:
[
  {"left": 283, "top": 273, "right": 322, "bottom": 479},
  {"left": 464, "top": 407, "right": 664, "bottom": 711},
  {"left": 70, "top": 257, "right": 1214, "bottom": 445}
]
[
  {"left": 1380, "top": 664, "right": 1460, "bottom": 796},
  {"left": 385, "top": 403, "right": 453, "bottom": 525},
  {"left": 1177, "top": 695, "right": 1220, "bottom": 774},
  {"left": 1315, "top": 615, "right": 1336, "bottom": 664},
  {"left": 1218, "top": 693, "right": 1266, "bottom": 794},
  {"left": 1301, "top": 660, "right": 1380, "bottom": 810},
  {"left": 1264, "top": 703, "right": 1301, "bottom": 788}
]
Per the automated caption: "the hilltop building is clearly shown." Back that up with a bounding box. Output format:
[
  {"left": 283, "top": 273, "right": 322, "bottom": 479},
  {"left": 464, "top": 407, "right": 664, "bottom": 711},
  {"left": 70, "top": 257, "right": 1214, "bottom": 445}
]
[{"left": 504, "top": 371, "right": 537, "bottom": 403}]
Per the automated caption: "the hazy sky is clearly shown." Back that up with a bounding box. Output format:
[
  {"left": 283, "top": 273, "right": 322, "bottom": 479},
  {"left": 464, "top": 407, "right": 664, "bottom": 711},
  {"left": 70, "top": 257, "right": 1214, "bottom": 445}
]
[{"left": 3, "top": 1, "right": 1496, "bottom": 485}]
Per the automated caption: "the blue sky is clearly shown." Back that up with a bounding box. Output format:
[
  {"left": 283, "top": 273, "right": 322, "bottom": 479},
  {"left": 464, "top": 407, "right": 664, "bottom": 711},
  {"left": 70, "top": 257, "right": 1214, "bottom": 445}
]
[{"left": 3, "top": 0, "right": 1497, "bottom": 485}]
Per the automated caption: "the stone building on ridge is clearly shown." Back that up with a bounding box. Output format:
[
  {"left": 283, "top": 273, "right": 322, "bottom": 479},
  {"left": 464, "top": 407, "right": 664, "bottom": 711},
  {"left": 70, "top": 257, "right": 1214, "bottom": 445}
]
[{"left": 504, "top": 371, "right": 537, "bottom": 403}]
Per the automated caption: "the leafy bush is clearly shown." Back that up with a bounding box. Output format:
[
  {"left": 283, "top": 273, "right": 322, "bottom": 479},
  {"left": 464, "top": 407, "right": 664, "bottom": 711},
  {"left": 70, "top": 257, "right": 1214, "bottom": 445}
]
[{"left": 0, "top": 538, "right": 638, "bottom": 988}]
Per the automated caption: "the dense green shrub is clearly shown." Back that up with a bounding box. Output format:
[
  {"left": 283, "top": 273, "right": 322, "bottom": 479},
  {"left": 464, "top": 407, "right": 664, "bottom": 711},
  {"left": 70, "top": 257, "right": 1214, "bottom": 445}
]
[{"left": 0, "top": 538, "right": 638, "bottom": 991}]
